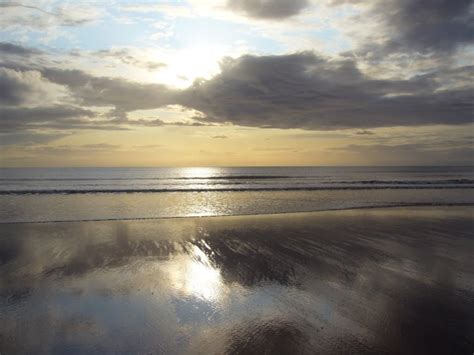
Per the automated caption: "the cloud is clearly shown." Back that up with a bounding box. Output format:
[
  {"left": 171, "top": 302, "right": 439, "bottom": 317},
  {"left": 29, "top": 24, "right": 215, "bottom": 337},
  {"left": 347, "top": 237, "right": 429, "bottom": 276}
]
[
  {"left": 331, "top": 142, "right": 474, "bottom": 165},
  {"left": 334, "top": 0, "right": 474, "bottom": 57},
  {"left": 2, "top": 45, "right": 472, "bottom": 133},
  {"left": 0, "top": 67, "right": 65, "bottom": 106},
  {"left": 0, "top": 42, "right": 42, "bottom": 56},
  {"left": 227, "top": 0, "right": 310, "bottom": 19},
  {"left": 78, "top": 143, "right": 120, "bottom": 150},
  {"left": 40, "top": 68, "right": 177, "bottom": 113},
  {"left": 14, "top": 143, "right": 124, "bottom": 157},
  {"left": 92, "top": 48, "right": 167, "bottom": 72},
  {"left": 0, "top": 106, "right": 96, "bottom": 131},
  {"left": 130, "top": 118, "right": 214, "bottom": 127},
  {"left": 179, "top": 52, "right": 474, "bottom": 130},
  {"left": 379, "top": 0, "right": 473, "bottom": 55},
  {"left": 356, "top": 130, "right": 375, "bottom": 135},
  {"left": 212, "top": 135, "right": 228, "bottom": 139},
  {"left": 0, "top": 62, "right": 206, "bottom": 131},
  {"left": 120, "top": 3, "right": 194, "bottom": 18},
  {"left": 0, "top": 131, "right": 67, "bottom": 146},
  {"left": 0, "top": 2, "right": 101, "bottom": 30}
]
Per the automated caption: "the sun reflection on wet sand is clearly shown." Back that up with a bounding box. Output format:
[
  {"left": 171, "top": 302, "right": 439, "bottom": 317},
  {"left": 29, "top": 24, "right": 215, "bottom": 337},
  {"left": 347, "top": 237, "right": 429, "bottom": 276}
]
[
  {"left": 166, "top": 243, "right": 225, "bottom": 303},
  {"left": 0, "top": 207, "right": 473, "bottom": 354}
]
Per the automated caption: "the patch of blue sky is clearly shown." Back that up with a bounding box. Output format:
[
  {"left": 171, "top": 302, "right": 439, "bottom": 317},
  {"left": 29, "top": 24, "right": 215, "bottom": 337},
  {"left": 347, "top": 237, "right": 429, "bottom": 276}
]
[
  {"left": 0, "top": 28, "right": 27, "bottom": 46},
  {"left": 54, "top": 17, "right": 155, "bottom": 51},
  {"left": 0, "top": 1, "right": 349, "bottom": 57},
  {"left": 304, "top": 27, "right": 352, "bottom": 54},
  {"left": 0, "top": 29, "right": 58, "bottom": 52},
  {"left": 0, "top": 17, "right": 147, "bottom": 53},
  {"left": 169, "top": 16, "right": 283, "bottom": 54}
]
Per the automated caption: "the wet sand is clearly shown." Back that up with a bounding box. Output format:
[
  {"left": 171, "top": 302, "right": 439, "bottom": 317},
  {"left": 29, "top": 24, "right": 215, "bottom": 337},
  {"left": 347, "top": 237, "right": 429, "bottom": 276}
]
[{"left": 0, "top": 207, "right": 473, "bottom": 354}]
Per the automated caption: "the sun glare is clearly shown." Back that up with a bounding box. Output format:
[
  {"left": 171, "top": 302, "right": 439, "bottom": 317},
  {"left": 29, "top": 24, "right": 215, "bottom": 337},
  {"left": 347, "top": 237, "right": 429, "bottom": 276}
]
[
  {"left": 186, "top": 251, "right": 222, "bottom": 301},
  {"left": 183, "top": 167, "right": 218, "bottom": 178},
  {"left": 159, "top": 44, "right": 225, "bottom": 88},
  {"left": 168, "top": 244, "right": 224, "bottom": 302}
]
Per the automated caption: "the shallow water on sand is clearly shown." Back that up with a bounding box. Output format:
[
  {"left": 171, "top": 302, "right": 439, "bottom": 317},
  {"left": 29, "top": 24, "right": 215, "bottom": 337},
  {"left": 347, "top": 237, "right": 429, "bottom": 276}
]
[
  {"left": 1, "top": 188, "right": 473, "bottom": 223},
  {"left": 1, "top": 207, "right": 473, "bottom": 354}
]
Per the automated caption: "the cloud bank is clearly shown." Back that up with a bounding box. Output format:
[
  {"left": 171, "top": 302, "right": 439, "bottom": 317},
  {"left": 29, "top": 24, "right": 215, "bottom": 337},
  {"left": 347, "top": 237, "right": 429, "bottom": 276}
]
[
  {"left": 1, "top": 50, "right": 472, "bottom": 133},
  {"left": 180, "top": 52, "right": 473, "bottom": 130}
]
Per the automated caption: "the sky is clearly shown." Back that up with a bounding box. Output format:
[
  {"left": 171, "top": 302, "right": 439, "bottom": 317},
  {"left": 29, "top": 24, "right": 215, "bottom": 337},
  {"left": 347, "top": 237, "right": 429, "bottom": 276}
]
[{"left": 0, "top": 0, "right": 473, "bottom": 167}]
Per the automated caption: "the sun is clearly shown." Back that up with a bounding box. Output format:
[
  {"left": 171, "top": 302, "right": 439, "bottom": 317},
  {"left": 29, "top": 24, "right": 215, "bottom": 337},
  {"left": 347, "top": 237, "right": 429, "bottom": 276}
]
[{"left": 157, "top": 44, "right": 226, "bottom": 88}]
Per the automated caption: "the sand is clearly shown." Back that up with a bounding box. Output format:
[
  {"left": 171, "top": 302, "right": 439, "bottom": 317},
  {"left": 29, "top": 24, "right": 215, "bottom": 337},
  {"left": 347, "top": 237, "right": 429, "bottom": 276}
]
[{"left": 0, "top": 206, "right": 473, "bottom": 354}]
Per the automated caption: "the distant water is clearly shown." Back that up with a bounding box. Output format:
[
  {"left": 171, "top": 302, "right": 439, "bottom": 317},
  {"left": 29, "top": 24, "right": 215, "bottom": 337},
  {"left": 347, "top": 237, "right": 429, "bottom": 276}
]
[
  {"left": 1, "top": 166, "right": 473, "bottom": 223},
  {"left": 2, "top": 166, "right": 474, "bottom": 193}
]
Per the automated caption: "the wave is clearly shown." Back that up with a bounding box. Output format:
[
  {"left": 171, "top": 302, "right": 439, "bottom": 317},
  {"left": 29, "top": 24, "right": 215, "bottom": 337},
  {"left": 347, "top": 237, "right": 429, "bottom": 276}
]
[
  {"left": 1, "top": 185, "right": 474, "bottom": 194},
  {"left": 2, "top": 177, "right": 473, "bottom": 184},
  {"left": 0, "top": 175, "right": 298, "bottom": 181},
  {"left": 329, "top": 179, "right": 474, "bottom": 185}
]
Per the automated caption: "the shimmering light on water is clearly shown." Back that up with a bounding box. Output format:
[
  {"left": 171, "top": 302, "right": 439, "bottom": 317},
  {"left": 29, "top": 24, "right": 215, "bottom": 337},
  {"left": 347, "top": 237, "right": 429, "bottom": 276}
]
[
  {"left": 181, "top": 167, "right": 222, "bottom": 179},
  {"left": 0, "top": 188, "right": 472, "bottom": 223},
  {"left": 1, "top": 166, "right": 472, "bottom": 223}
]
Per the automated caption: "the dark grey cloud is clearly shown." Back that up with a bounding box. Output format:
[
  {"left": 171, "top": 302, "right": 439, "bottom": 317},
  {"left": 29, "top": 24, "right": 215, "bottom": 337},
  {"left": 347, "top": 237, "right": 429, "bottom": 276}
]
[
  {"left": 179, "top": 52, "right": 474, "bottom": 130},
  {"left": 380, "top": 0, "right": 473, "bottom": 54},
  {"left": 227, "top": 0, "right": 309, "bottom": 19},
  {"left": 0, "top": 63, "right": 179, "bottom": 123},
  {"left": 0, "top": 67, "right": 60, "bottom": 106},
  {"left": 0, "top": 63, "right": 203, "bottom": 132},
  {"left": 0, "top": 67, "right": 31, "bottom": 106},
  {"left": 0, "top": 42, "right": 42, "bottom": 56},
  {"left": 1, "top": 46, "right": 472, "bottom": 132},
  {"left": 0, "top": 106, "right": 96, "bottom": 131},
  {"left": 336, "top": 0, "right": 474, "bottom": 57},
  {"left": 40, "top": 68, "right": 177, "bottom": 113}
]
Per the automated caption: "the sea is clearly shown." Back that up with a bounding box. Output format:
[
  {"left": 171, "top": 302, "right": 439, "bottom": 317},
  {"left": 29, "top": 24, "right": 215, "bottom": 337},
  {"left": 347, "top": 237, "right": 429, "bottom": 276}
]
[{"left": 1, "top": 166, "right": 473, "bottom": 223}]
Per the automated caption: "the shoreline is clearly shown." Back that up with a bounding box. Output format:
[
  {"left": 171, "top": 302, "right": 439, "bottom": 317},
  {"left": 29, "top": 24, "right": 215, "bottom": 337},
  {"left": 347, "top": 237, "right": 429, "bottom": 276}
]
[
  {"left": 1, "top": 202, "right": 473, "bottom": 225},
  {"left": 2, "top": 185, "right": 474, "bottom": 194}
]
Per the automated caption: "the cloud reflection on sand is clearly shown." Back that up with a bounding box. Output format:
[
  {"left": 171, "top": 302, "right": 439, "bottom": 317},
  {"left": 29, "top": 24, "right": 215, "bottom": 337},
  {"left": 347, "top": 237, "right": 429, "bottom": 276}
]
[{"left": 0, "top": 207, "right": 473, "bottom": 354}]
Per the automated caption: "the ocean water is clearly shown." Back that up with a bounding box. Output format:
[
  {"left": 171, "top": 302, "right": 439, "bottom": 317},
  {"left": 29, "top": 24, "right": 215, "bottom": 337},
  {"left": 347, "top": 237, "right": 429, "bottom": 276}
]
[{"left": 1, "top": 166, "right": 473, "bottom": 223}]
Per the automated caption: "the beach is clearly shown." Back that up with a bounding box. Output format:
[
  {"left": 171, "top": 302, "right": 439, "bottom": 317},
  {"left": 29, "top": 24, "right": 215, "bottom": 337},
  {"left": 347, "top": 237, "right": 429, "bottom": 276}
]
[
  {"left": 2, "top": 0, "right": 474, "bottom": 352},
  {"left": 1, "top": 206, "right": 473, "bottom": 354}
]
